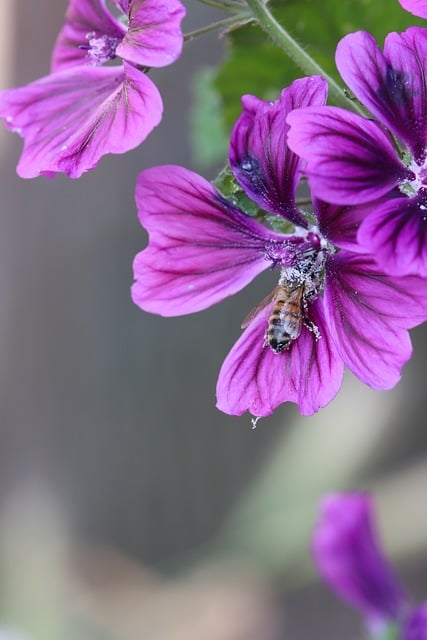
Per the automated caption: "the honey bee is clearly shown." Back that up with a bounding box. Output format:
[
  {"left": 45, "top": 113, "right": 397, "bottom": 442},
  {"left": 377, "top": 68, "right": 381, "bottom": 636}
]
[{"left": 242, "top": 282, "right": 306, "bottom": 353}]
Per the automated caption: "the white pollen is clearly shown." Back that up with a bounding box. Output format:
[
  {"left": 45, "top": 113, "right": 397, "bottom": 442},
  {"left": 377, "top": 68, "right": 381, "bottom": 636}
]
[
  {"left": 187, "top": 284, "right": 195, "bottom": 290},
  {"left": 60, "top": 144, "right": 68, "bottom": 151},
  {"left": 5, "top": 115, "right": 13, "bottom": 123},
  {"left": 420, "top": 205, "right": 426, "bottom": 211}
]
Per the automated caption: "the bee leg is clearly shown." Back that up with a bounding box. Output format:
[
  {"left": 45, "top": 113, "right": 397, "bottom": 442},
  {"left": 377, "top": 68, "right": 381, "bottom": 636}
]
[{"left": 302, "top": 298, "right": 321, "bottom": 340}]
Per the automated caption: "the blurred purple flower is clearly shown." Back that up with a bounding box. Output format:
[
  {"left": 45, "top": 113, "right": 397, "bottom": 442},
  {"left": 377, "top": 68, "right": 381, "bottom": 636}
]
[
  {"left": 132, "top": 77, "right": 427, "bottom": 418},
  {"left": 398, "top": 0, "right": 427, "bottom": 18},
  {"left": 0, "top": 0, "right": 185, "bottom": 178},
  {"left": 404, "top": 604, "right": 427, "bottom": 640},
  {"left": 313, "top": 493, "right": 427, "bottom": 639},
  {"left": 287, "top": 27, "right": 427, "bottom": 277}
]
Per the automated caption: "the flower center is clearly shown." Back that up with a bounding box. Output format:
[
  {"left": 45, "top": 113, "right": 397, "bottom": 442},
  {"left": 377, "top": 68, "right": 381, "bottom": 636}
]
[
  {"left": 83, "top": 32, "right": 122, "bottom": 65},
  {"left": 400, "top": 157, "right": 427, "bottom": 196},
  {"left": 256, "top": 230, "right": 328, "bottom": 354}
]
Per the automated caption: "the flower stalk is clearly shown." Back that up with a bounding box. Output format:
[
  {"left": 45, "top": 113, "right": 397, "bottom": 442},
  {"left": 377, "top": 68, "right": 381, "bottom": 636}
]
[
  {"left": 184, "top": 14, "right": 253, "bottom": 42},
  {"left": 245, "top": 0, "right": 364, "bottom": 113}
]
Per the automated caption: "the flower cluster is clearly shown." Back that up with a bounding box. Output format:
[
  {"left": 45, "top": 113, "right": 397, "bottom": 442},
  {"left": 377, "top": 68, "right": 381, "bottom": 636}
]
[
  {"left": 1, "top": 0, "right": 427, "bottom": 420},
  {"left": 132, "top": 73, "right": 427, "bottom": 418},
  {"left": 0, "top": 0, "right": 185, "bottom": 178},
  {"left": 313, "top": 493, "right": 427, "bottom": 640}
]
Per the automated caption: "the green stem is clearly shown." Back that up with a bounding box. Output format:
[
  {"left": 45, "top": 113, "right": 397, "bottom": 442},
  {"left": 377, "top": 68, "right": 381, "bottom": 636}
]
[
  {"left": 196, "top": 0, "right": 246, "bottom": 11},
  {"left": 184, "top": 14, "right": 252, "bottom": 41},
  {"left": 245, "top": 0, "right": 364, "bottom": 114}
]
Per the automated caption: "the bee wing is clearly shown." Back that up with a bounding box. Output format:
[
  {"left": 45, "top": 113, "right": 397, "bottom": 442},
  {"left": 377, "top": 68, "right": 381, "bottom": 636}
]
[{"left": 241, "top": 288, "right": 279, "bottom": 329}]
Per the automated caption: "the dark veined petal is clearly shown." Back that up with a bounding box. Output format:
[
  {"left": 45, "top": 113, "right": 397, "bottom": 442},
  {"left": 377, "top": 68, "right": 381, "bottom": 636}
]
[
  {"left": 116, "top": 0, "right": 186, "bottom": 68},
  {"left": 336, "top": 29, "right": 427, "bottom": 162},
  {"left": 404, "top": 603, "right": 427, "bottom": 640},
  {"left": 216, "top": 298, "right": 344, "bottom": 417},
  {"left": 229, "top": 76, "right": 328, "bottom": 226},
  {"left": 313, "top": 493, "right": 406, "bottom": 630},
  {"left": 357, "top": 193, "right": 427, "bottom": 276},
  {"left": 131, "top": 166, "right": 280, "bottom": 316},
  {"left": 0, "top": 62, "right": 162, "bottom": 178},
  {"left": 286, "top": 106, "right": 412, "bottom": 205},
  {"left": 114, "top": 0, "right": 129, "bottom": 12},
  {"left": 398, "top": 0, "right": 427, "bottom": 18},
  {"left": 51, "top": 0, "right": 126, "bottom": 71},
  {"left": 323, "top": 252, "right": 427, "bottom": 390},
  {"left": 313, "top": 196, "right": 370, "bottom": 252}
]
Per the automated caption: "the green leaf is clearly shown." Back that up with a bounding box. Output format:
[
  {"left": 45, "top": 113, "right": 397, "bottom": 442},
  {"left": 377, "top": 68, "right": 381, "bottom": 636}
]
[
  {"left": 213, "top": 0, "right": 425, "bottom": 130},
  {"left": 190, "top": 67, "right": 229, "bottom": 168}
]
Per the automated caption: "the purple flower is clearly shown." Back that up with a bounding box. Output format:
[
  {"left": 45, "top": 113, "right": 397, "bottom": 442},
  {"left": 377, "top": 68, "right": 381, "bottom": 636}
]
[
  {"left": 399, "top": 0, "right": 427, "bottom": 18},
  {"left": 132, "top": 77, "right": 427, "bottom": 418},
  {"left": 0, "top": 0, "right": 185, "bottom": 178},
  {"left": 313, "top": 493, "right": 427, "bottom": 639},
  {"left": 286, "top": 27, "right": 427, "bottom": 277},
  {"left": 404, "top": 604, "right": 427, "bottom": 640},
  {"left": 313, "top": 493, "right": 406, "bottom": 632}
]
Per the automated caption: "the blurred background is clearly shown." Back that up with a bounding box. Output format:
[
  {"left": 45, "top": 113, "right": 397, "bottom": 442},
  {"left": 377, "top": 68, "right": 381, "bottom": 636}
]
[{"left": 0, "top": 2, "right": 427, "bottom": 639}]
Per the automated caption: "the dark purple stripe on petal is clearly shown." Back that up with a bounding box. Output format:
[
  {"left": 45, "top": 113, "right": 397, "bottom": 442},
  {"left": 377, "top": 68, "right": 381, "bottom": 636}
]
[
  {"left": 287, "top": 106, "right": 412, "bottom": 204},
  {"left": 132, "top": 165, "right": 276, "bottom": 315},
  {"left": 230, "top": 76, "right": 328, "bottom": 225},
  {"left": 323, "top": 252, "right": 427, "bottom": 389},
  {"left": 358, "top": 191, "right": 427, "bottom": 276},
  {"left": 117, "top": 0, "right": 186, "bottom": 68},
  {"left": 216, "top": 297, "right": 343, "bottom": 417},
  {"left": 0, "top": 63, "right": 163, "bottom": 178},
  {"left": 313, "top": 197, "right": 369, "bottom": 252},
  {"left": 336, "top": 29, "right": 427, "bottom": 163}
]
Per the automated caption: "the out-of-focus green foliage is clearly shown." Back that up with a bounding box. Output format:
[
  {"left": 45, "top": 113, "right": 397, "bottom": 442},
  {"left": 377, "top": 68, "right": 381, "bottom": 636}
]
[
  {"left": 190, "top": 67, "right": 229, "bottom": 167},
  {"left": 192, "top": 0, "right": 425, "bottom": 165},
  {"left": 215, "top": 0, "right": 424, "bottom": 127}
]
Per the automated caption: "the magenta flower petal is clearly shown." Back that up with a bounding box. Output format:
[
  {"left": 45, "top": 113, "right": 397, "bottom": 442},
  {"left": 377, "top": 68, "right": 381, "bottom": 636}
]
[
  {"left": 404, "top": 604, "right": 427, "bottom": 640},
  {"left": 230, "top": 76, "right": 328, "bottom": 226},
  {"left": 286, "top": 106, "right": 411, "bottom": 204},
  {"left": 216, "top": 298, "right": 344, "bottom": 417},
  {"left": 336, "top": 29, "right": 427, "bottom": 162},
  {"left": 399, "top": 0, "right": 427, "bottom": 18},
  {"left": 52, "top": 0, "right": 126, "bottom": 71},
  {"left": 313, "top": 493, "right": 406, "bottom": 629},
  {"left": 323, "top": 251, "right": 427, "bottom": 389},
  {"left": 131, "top": 166, "right": 276, "bottom": 315},
  {"left": 114, "top": 0, "right": 129, "bottom": 12},
  {"left": 0, "top": 62, "right": 162, "bottom": 178},
  {"left": 116, "top": 0, "right": 186, "bottom": 68},
  {"left": 357, "top": 194, "right": 427, "bottom": 276},
  {"left": 314, "top": 197, "right": 369, "bottom": 253}
]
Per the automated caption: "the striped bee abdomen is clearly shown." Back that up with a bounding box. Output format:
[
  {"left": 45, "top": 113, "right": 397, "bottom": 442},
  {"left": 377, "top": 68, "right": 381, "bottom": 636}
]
[{"left": 266, "top": 285, "right": 304, "bottom": 354}]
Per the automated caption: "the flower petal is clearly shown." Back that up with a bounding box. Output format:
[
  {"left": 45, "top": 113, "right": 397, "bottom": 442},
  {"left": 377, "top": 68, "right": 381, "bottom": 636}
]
[
  {"left": 116, "top": 0, "right": 186, "bottom": 68},
  {"left": 357, "top": 193, "right": 427, "bottom": 276},
  {"left": 313, "top": 493, "right": 406, "bottom": 630},
  {"left": 131, "top": 166, "right": 279, "bottom": 315},
  {"left": 286, "top": 106, "right": 412, "bottom": 204},
  {"left": 52, "top": 0, "right": 126, "bottom": 71},
  {"left": 229, "top": 76, "right": 328, "bottom": 226},
  {"left": 114, "top": 0, "right": 129, "bottom": 12},
  {"left": 336, "top": 29, "right": 427, "bottom": 162},
  {"left": 399, "top": 0, "right": 427, "bottom": 18},
  {"left": 313, "top": 197, "right": 369, "bottom": 252},
  {"left": 0, "top": 63, "right": 162, "bottom": 179},
  {"left": 216, "top": 298, "right": 343, "bottom": 417},
  {"left": 404, "top": 603, "right": 427, "bottom": 640},
  {"left": 323, "top": 251, "right": 427, "bottom": 390}
]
